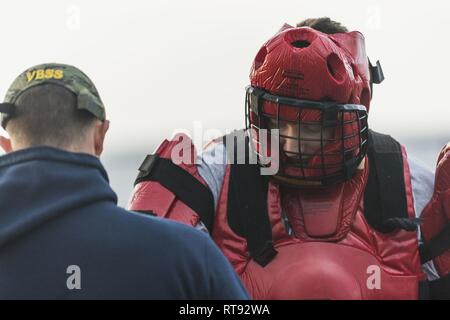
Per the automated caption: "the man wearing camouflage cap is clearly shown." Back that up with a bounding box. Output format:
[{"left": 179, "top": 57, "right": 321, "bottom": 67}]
[
  {"left": 0, "top": 63, "right": 109, "bottom": 155},
  {"left": 0, "top": 63, "right": 249, "bottom": 300}
]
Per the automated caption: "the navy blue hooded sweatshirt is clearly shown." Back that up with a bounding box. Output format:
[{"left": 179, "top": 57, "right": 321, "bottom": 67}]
[{"left": 0, "top": 146, "right": 249, "bottom": 299}]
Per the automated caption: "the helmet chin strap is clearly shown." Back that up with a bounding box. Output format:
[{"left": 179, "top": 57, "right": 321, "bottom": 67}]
[
  {"left": 368, "top": 59, "right": 385, "bottom": 98},
  {"left": 271, "top": 174, "right": 324, "bottom": 188},
  {"left": 271, "top": 156, "right": 367, "bottom": 189}
]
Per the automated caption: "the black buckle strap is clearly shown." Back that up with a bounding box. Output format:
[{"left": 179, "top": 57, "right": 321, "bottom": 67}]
[
  {"left": 225, "top": 131, "right": 278, "bottom": 267},
  {"left": 419, "top": 223, "right": 450, "bottom": 299},
  {"left": 253, "top": 241, "right": 278, "bottom": 267},
  {"left": 364, "top": 130, "right": 412, "bottom": 233},
  {"left": 381, "top": 217, "right": 422, "bottom": 233},
  {"left": 419, "top": 223, "right": 450, "bottom": 264},
  {"left": 369, "top": 59, "right": 385, "bottom": 84},
  {"left": 134, "top": 154, "right": 215, "bottom": 232}
]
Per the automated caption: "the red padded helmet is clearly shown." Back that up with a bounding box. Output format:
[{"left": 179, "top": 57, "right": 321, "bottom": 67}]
[{"left": 246, "top": 24, "right": 383, "bottom": 186}]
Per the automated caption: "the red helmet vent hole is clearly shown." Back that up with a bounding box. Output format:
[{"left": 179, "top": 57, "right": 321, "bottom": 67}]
[
  {"left": 327, "top": 53, "right": 345, "bottom": 83},
  {"left": 254, "top": 46, "right": 268, "bottom": 71},
  {"left": 291, "top": 40, "right": 311, "bottom": 48}
]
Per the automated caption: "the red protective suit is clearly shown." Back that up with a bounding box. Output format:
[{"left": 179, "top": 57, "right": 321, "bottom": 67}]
[
  {"left": 128, "top": 134, "right": 450, "bottom": 299},
  {"left": 129, "top": 24, "right": 449, "bottom": 299}
]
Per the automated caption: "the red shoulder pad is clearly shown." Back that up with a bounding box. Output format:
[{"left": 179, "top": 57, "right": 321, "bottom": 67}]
[
  {"left": 421, "top": 143, "right": 450, "bottom": 277},
  {"left": 128, "top": 133, "right": 210, "bottom": 228}
]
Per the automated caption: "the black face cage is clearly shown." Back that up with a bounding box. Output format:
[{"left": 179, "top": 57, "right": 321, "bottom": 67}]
[{"left": 245, "top": 86, "right": 369, "bottom": 186}]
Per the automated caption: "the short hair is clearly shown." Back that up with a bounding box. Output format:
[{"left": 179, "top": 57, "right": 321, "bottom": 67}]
[
  {"left": 297, "top": 17, "right": 348, "bottom": 34},
  {"left": 7, "top": 84, "right": 96, "bottom": 148}
]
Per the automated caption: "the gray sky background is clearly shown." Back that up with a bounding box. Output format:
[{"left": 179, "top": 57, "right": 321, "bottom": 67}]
[
  {"left": 1, "top": 0, "right": 450, "bottom": 206},
  {"left": 1, "top": 0, "right": 449, "bottom": 149}
]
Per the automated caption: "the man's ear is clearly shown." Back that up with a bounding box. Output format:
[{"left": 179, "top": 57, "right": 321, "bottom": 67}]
[
  {"left": 94, "top": 120, "right": 109, "bottom": 157},
  {"left": 0, "top": 135, "right": 13, "bottom": 153}
]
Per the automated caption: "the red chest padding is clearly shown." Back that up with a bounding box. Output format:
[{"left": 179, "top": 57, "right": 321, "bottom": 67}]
[
  {"left": 129, "top": 133, "right": 214, "bottom": 229},
  {"left": 211, "top": 130, "right": 423, "bottom": 299}
]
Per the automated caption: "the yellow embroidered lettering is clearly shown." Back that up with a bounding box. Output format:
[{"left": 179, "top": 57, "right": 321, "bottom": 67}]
[
  {"left": 35, "top": 70, "right": 45, "bottom": 80},
  {"left": 45, "top": 69, "right": 54, "bottom": 79},
  {"left": 54, "top": 69, "right": 63, "bottom": 79},
  {"left": 26, "top": 71, "right": 36, "bottom": 82}
]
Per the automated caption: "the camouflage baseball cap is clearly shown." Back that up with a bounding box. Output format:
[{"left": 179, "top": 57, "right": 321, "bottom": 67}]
[{"left": 0, "top": 63, "right": 105, "bottom": 129}]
